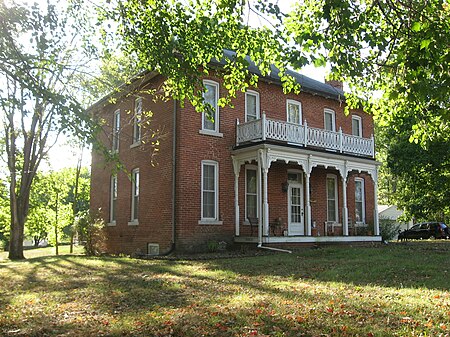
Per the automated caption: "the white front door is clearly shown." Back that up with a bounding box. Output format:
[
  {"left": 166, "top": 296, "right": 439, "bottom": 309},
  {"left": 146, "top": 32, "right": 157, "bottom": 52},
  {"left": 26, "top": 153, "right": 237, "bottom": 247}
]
[{"left": 288, "top": 183, "right": 304, "bottom": 235}]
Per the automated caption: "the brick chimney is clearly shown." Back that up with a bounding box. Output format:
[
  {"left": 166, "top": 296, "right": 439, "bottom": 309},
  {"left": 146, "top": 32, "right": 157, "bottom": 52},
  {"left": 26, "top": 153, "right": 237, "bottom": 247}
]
[{"left": 325, "top": 79, "right": 344, "bottom": 91}]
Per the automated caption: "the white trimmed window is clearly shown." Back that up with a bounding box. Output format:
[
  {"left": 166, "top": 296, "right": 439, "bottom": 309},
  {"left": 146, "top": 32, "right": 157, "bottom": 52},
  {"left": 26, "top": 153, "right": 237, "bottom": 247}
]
[
  {"left": 287, "top": 99, "right": 302, "bottom": 124},
  {"left": 326, "top": 174, "right": 338, "bottom": 222},
  {"left": 132, "top": 97, "right": 142, "bottom": 144},
  {"left": 202, "top": 80, "right": 219, "bottom": 132},
  {"left": 355, "top": 178, "right": 365, "bottom": 223},
  {"left": 130, "top": 169, "right": 139, "bottom": 222},
  {"left": 245, "top": 166, "right": 258, "bottom": 219},
  {"left": 201, "top": 160, "right": 219, "bottom": 221},
  {"left": 112, "top": 109, "right": 120, "bottom": 152},
  {"left": 110, "top": 175, "right": 117, "bottom": 224},
  {"left": 324, "top": 108, "right": 336, "bottom": 131},
  {"left": 352, "top": 115, "right": 362, "bottom": 137},
  {"left": 245, "top": 91, "right": 260, "bottom": 122}
]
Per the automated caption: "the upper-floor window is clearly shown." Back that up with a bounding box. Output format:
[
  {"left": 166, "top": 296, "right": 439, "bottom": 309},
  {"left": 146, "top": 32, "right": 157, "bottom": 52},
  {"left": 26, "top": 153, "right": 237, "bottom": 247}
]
[
  {"left": 352, "top": 115, "right": 362, "bottom": 137},
  {"left": 201, "top": 160, "right": 219, "bottom": 221},
  {"left": 326, "top": 174, "right": 338, "bottom": 222},
  {"left": 202, "top": 80, "right": 219, "bottom": 133},
  {"left": 130, "top": 168, "right": 139, "bottom": 223},
  {"left": 245, "top": 91, "right": 260, "bottom": 122},
  {"left": 110, "top": 174, "right": 117, "bottom": 224},
  {"left": 112, "top": 109, "right": 120, "bottom": 152},
  {"left": 133, "top": 97, "right": 142, "bottom": 144},
  {"left": 286, "top": 99, "right": 302, "bottom": 124},
  {"left": 324, "top": 108, "right": 336, "bottom": 131},
  {"left": 245, "top": 166, "right": 258, "bottom": 219},
  {"left": 355, "top": 178, "right": 365, "bottom": 223}
]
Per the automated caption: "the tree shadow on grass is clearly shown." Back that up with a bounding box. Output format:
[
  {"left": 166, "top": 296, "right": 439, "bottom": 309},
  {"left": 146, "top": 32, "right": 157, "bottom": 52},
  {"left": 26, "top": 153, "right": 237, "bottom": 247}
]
[{"left": 207, "top": 241, "right": 450, "bottom": 291}]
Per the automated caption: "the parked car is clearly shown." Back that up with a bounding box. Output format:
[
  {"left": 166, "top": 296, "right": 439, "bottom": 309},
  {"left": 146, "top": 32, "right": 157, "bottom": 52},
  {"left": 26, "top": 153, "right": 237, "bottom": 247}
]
[{"left": 398, "top": 222, "right": 449, "bottom": 241}]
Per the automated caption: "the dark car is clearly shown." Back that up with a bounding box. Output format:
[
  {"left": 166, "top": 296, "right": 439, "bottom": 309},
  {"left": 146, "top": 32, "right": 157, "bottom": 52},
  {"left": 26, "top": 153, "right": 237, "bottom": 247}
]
[{"left": 398, "top": 222, "right": 449, "bottom": 241}]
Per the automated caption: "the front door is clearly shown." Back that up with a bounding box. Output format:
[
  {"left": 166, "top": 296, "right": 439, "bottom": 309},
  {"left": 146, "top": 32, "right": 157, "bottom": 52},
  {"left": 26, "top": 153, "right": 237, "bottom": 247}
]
[{"left": 288, "top": 183, "right": 304, "bottom": 235}]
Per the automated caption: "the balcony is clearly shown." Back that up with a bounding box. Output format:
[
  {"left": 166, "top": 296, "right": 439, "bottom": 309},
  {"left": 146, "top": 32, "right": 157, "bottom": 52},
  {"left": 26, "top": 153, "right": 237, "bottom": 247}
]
[{"left": 236, "top": 113, "right": 375, "bottom": 158}]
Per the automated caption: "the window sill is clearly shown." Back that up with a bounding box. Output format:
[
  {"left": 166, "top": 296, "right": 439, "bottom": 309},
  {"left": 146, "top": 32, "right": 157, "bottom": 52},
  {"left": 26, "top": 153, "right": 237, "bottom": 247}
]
[
  {"left": 198, "top": 130, "right": 223, "bottom": 138},
  {"left": 107, "top": 221, "right": 116, "bottom": 226},
  {"left": 198, "top": 219, "right": 223, "bottom": 225},
  {"left": 128, "top": 220, "right": 139, "bottom": 226},
  {"left": 130, "top": 141, "right": 141, "bottom": 149}
]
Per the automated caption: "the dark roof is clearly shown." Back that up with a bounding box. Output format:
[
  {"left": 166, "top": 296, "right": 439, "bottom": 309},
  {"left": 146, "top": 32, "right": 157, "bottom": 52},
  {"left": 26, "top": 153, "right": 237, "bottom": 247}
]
[{"left": 212, "top": 49, "right": 344, "bottom": 101}]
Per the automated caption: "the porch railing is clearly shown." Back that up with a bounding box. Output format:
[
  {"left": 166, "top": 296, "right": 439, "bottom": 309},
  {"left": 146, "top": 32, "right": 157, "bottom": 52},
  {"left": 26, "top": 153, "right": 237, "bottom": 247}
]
[{"left": 236, "top": 113, "right": 374, "bottom": 158}]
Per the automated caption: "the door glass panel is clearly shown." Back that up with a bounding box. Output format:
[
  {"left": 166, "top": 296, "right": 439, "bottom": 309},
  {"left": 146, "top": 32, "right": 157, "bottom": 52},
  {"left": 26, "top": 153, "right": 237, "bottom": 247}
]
[{"left": 290, "top": 187, "right": 302, "bottom": 223}]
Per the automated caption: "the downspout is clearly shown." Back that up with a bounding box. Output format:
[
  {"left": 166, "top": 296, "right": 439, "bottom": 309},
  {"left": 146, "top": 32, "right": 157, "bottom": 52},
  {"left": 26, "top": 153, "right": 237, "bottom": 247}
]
[{"left": 161, "top": 98, "right": 177, "bottom": 255}]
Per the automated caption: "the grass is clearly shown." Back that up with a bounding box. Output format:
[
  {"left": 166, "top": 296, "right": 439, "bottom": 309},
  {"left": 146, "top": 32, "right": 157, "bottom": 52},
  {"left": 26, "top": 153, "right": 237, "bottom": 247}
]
[
  {"left": 1, "top": 241, "right": 450, "bottom": 336},
  {"left": 0, "top": 245, "right": 84, "bottom": 261}
]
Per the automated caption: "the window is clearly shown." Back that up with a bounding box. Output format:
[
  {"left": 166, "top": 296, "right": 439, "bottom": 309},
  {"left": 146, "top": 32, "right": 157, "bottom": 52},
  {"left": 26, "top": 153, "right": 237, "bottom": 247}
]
[
  {"left": 355, "top": 178, "right": 365, "bottom": 223},
  {"left": 324, "top": 108, "right": 336, "bottom": 131},
  {"left": 202, "top": 80, "right": 219, "bottom": 132},
  {"left": 112, "top": 109, "right": 120, "bottom": 151},
  {"left": 352, "top": 115, "right": 362, "bottom": 137},
  {"left": 130, "top": 169, "right": 139, "bottom": 222},
  {"left": 245, "top": 167, "right": 258, "bottom": 219},
  {"left": 287, "top": 99, "right": 302, "bottom": 124},
  {"left": 245, "top": 91, "right": 260, "bottom": 121},
  {"left": 201, "top": 161, "right": 219, "bottom": 220},
  {"left": 110, "top": 175, "right": 117, "bottom": 224},
  {"left": 133, "top": 97, "right": 142, "bottom": 144},
  {"left": 326, "top": 175, "right": 338, "bottom": 222}
]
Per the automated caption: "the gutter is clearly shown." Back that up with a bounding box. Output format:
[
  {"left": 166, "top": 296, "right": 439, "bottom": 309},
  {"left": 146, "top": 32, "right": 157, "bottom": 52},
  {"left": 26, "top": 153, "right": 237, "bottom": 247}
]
[{"left": 161, "top": 98, "right": 177, "bottom": 256}]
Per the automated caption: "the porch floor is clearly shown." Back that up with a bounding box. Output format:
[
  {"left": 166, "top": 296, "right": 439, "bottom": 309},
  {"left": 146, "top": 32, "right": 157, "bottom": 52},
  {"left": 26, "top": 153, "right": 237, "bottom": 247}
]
[{"left": 235, "top": 235, "right": 383, "bottom": 244}]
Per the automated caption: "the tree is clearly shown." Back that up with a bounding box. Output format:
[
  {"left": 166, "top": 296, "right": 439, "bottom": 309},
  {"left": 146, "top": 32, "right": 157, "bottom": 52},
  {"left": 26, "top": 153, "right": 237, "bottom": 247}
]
[
  {"left": 0, "top": 178, "right": 9, "bottom": 249},
  {"left": 378, "top": 114, "right": 450, "bottom": 222},
  {"left": 25, "top": 167, "right": 90, "bottom": 251},
  {"left": 102, "top": 0, "right": 449, "bottom": 143},
  {"left": 0, "top": 1, "right": 94, "bottom": 259}
]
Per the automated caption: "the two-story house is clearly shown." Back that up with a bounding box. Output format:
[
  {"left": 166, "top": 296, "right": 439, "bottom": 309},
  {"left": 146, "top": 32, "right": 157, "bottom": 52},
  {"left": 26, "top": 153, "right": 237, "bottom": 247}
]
[{"left": 90, "top": 52, "right": 381, "bottom": 255}]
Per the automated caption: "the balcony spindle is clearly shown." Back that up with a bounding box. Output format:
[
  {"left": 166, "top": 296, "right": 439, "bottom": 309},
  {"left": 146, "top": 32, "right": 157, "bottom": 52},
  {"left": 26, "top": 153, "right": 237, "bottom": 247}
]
[
  {"left": 304, "top": 120, "right": 308, "bottom": 147},
  {"left": 236, "top": 118, "right": 240, "bottom": 146},
  {"left": 339, "top": 127, "right": 343, "bottom": 153},
  {"left": 371, "top": 134, "right": 374, "bottom": 158},
  {"left": 262, "top": 112, "right": 266, "bottom": 141}
]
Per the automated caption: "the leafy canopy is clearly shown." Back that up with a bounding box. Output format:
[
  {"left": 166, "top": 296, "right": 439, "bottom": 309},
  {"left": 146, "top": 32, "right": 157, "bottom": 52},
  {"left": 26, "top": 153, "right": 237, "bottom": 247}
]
[{"left": 102, "top": 0, "right": 450, "bottom": 143}]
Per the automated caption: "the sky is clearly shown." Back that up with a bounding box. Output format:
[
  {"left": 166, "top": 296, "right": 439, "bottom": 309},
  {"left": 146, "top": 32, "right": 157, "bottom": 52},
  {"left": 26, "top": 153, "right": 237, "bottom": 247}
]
[{"left": 34, "top": 0, "right": 327, "bottom": 171}]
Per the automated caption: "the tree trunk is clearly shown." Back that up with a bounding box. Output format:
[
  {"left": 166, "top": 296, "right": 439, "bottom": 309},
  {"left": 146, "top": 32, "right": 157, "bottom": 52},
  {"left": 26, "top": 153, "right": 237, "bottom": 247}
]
[
  {"left": 8, "top": 216, "right": 25, "bottom": 260},
  {"left": 55, "top": 190, "right": 59, "bottom": 256}
]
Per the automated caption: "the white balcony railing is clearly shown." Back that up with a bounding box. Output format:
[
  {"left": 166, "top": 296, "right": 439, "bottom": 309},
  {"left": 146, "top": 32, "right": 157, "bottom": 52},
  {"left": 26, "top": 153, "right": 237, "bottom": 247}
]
[{"left": 236, "top": 113, "right": 374, "bottom": 158}]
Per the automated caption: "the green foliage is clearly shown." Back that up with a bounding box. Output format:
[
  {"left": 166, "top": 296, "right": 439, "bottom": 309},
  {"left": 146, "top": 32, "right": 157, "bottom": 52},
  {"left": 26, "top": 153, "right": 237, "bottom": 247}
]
[
  {"left": 101, "top": 0, "right": 450, "bottom": 145},
  {"left": 377, "top": 113, "right": 450, "bottom": 221},
  {"left": 0, "top": 0, "right": 97, "bottom": 259},
  {"left": 75, "top": 210, "right": 107, "bottom": 256},
  {"left": 26, "top": 168, "right": 90, "bottom": 247},
  {"left": 379, "top": 217, "right": 402, "bottom": 241}
]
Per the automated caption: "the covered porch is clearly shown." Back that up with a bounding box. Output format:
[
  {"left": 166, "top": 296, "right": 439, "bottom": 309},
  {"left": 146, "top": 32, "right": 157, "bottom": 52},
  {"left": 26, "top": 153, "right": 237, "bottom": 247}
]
[{"left": 231, "top": 144, "right": 382, "bottom": 244}]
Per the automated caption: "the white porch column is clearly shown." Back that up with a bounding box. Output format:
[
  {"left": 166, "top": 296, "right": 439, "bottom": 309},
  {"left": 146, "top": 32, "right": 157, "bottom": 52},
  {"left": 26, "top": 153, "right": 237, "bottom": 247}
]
[
  {"left": 257, "top": 154, "right": 263, "bottom": 242},
  {"left": 258, "top": 149, "right": 270, "bottom": 237},
  {"left": 232, "top": 157, "right": 240, "bottom": 236},
  {"left": 342, "top": 177, "right": 348, "bottom": 236},
  {"left": 262, "top": 167, "right": 269, "bottom": 236},
  {"left": 305, "top": 172, "right": 312, "bottom": 236},
  {"left": 374, "top": 180, "right": 380, "bottom": 236}
]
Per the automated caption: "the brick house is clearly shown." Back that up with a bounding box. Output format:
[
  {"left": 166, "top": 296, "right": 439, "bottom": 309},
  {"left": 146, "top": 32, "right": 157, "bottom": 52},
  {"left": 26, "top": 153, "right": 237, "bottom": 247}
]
[{"left": 90, "top": 53, "right": 381, "bottom": 255}]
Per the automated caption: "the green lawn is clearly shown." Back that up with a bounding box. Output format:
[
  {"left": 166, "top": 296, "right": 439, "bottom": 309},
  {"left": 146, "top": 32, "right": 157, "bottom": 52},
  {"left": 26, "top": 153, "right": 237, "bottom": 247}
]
[
  {"left": 0, "top": 245, "right": 84, "bottom": 261},
  {"left": 1, "top": 242, "right": 450, "bottom": 336}
]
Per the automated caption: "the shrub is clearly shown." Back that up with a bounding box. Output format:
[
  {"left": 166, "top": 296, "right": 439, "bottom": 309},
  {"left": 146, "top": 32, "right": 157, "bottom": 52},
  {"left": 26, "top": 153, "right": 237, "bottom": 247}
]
[
  {"left": 379, "top": 216, "right": 401, "bottom": 241},
  {"left": 75, "top": 210, "right": 107, "bottom": 256}
]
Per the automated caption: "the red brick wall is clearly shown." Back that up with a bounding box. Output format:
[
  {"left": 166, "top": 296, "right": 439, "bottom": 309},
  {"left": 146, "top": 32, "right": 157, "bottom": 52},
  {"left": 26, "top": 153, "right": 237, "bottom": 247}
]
[
  {"left": 91, "top": 72, "right": 377, "bottom": 254},
  {"left": 90, "top": 75, "right": 174, "bottom": 255}
]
